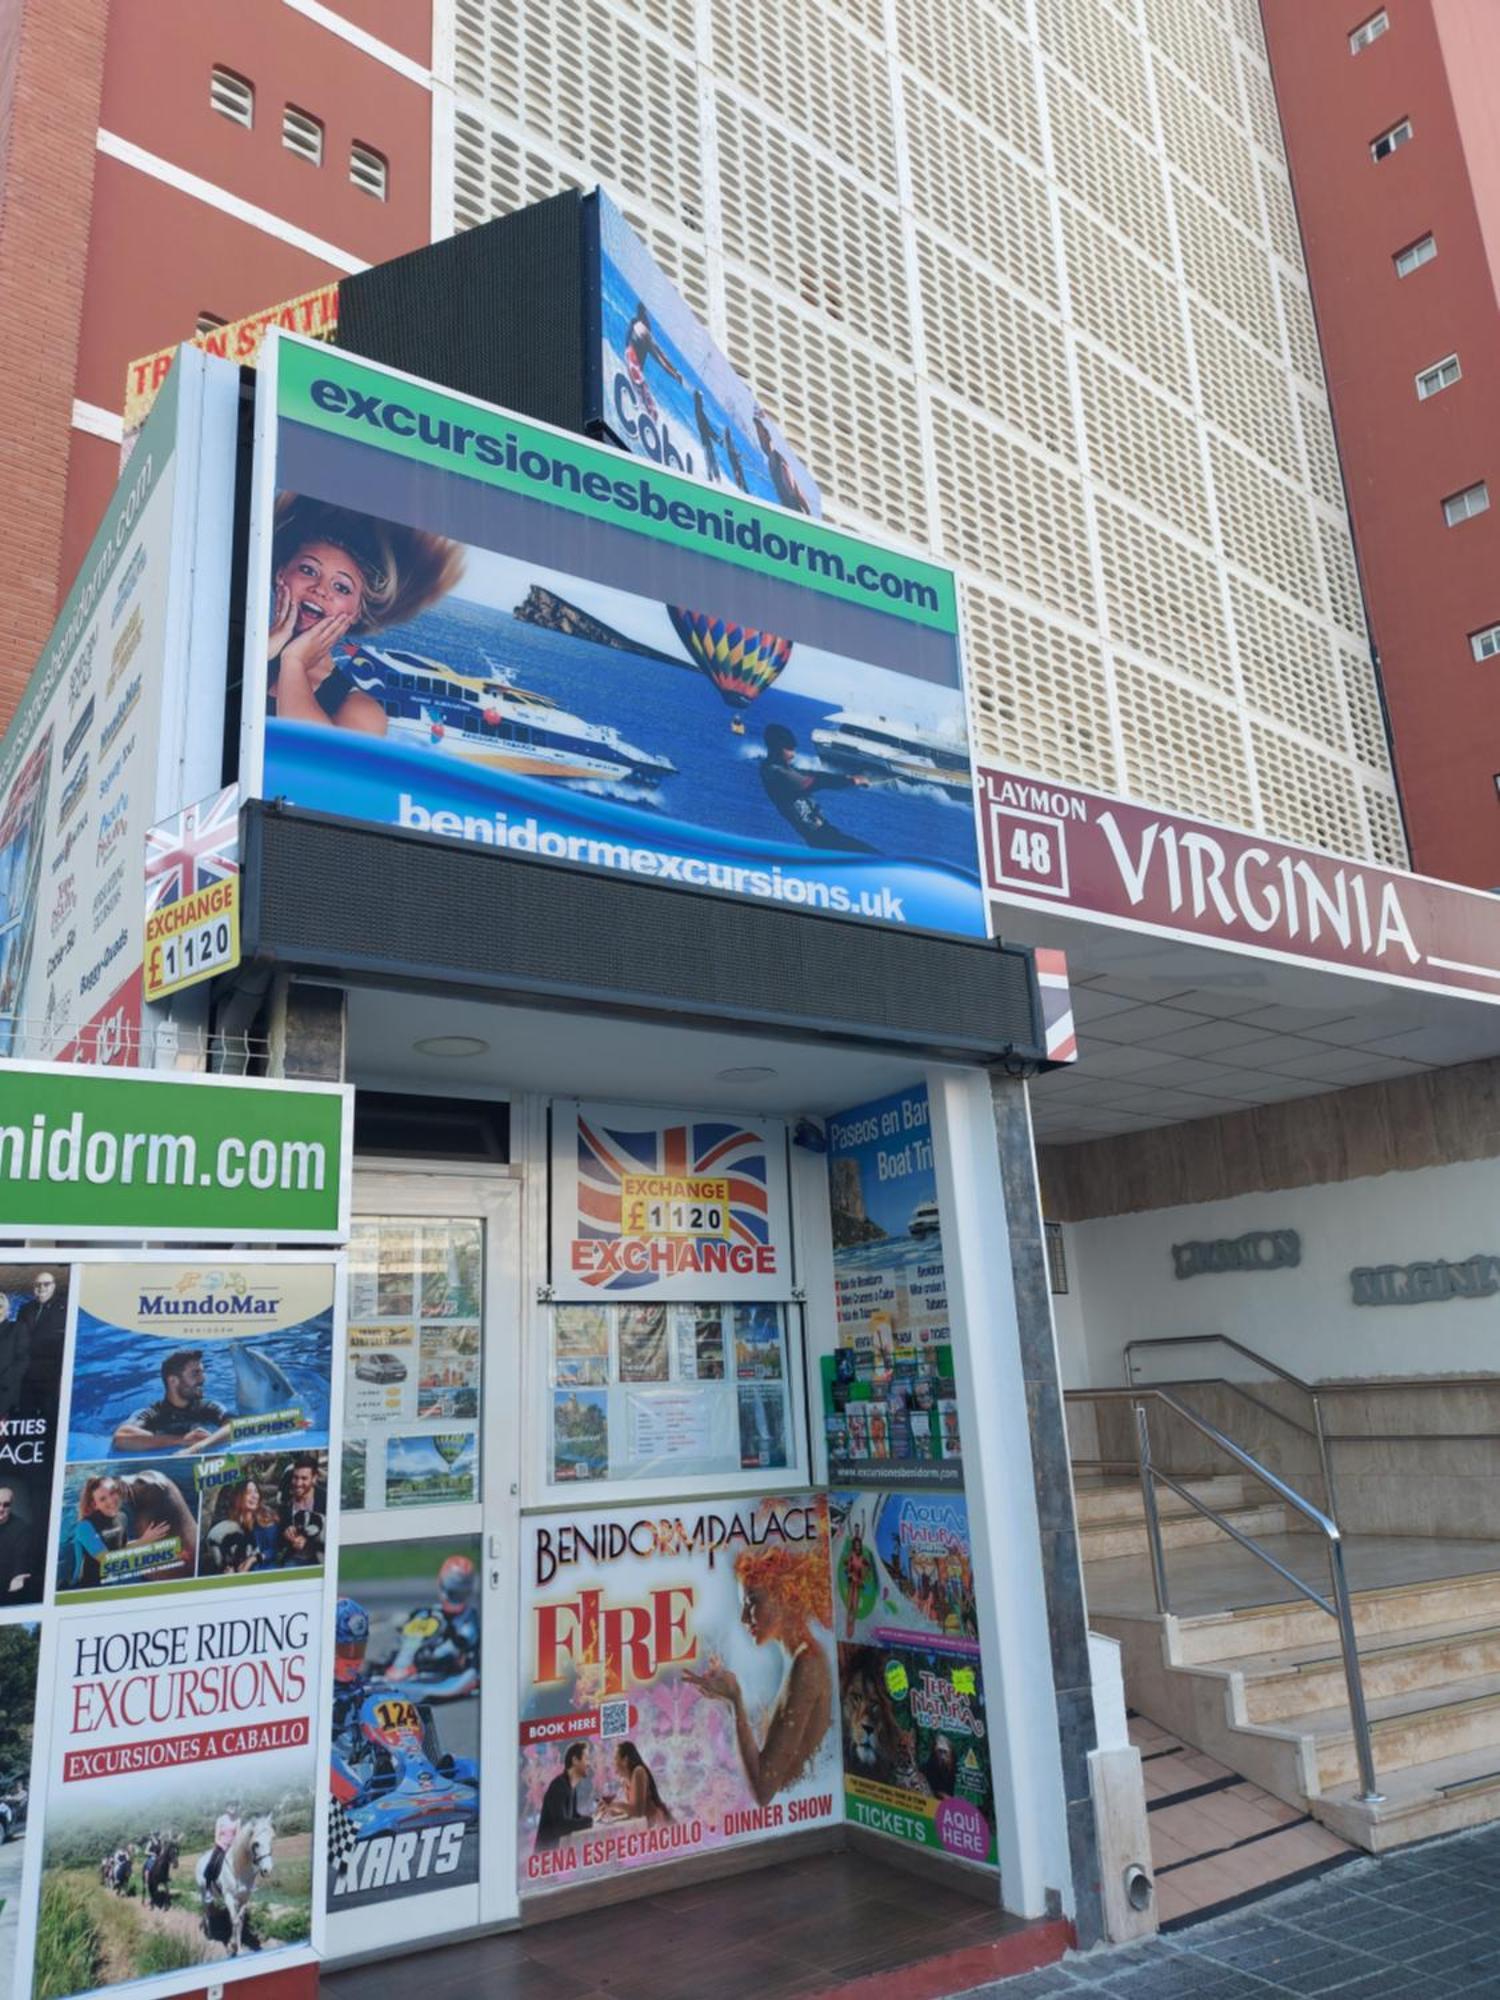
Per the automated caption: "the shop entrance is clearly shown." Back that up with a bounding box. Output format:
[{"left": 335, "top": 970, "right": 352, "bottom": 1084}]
[{"left": 327, "top": 1165, "right": 523, "bottom": 1958}]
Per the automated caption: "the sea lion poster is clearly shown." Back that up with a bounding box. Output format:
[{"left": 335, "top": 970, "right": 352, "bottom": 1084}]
[
  {"left": 0, "top": 1265, "right": 70, "bottom": 1607},
  {"left": 59, "top": 1263, "right": 335, "bottom": 1597},
  {"left": 33, "top": 1590, "right": 318, "bottom": 1996},
  {"left": 518, "top": 1495, "right": 838, "bottom": 1896}
]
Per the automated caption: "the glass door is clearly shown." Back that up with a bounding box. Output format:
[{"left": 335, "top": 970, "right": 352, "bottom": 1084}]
[{"left": 325, "top": 1167, "right": 520, "bottom": 1958}]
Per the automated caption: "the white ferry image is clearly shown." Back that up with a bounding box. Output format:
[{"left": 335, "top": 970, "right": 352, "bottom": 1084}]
[
  {"left": 811, "top": 710, "right": 970, "bottom": 796},
  {"left": 361, "top": 648, "right": 677, "bottom": 786},
  {"left": 909, "top": 1200, "right": 941, "bottom": 1238}
]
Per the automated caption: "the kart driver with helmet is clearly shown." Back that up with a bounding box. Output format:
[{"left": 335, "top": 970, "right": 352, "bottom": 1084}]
[
  {"left": 431, "top": 1553, "right": 480, "bottom": 1671},
  {"left": 331, "top": 1597, "right": 376, "bottom": 1777}
]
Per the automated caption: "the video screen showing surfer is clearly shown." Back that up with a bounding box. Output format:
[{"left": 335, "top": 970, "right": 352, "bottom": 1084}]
[{"left": 758, "top": 724, "right": 875, "bottom": 853}]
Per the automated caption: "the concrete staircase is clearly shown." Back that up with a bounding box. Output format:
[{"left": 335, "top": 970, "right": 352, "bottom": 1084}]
[{"left": 1082, "top": 1477, "right": 1500, "bottom": 1852}]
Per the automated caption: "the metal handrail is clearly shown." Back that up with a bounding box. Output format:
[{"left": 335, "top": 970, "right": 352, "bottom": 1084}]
[
  {"left": 1124, "top": 1387, "right": 1382, "bottom": 1807},
  {"left": 1122, "top": 1334, "right": 1338, "bottom": 1524}
]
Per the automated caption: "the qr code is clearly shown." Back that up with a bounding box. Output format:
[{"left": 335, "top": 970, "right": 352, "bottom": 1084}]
[{"left": 599, "top": 1699, "right": 630, "bottom": 1740}]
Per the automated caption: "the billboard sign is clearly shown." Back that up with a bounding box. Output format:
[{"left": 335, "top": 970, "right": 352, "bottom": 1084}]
[
  {"left": 0, "top": 347, "right": 236, "bottom": 1064},
  {"left": 0, "top": 1063, "right": 351, "bottom": 1242},
  {"left": 588, "top": 191, "right": 819, "bottom": 513},
  {"left": 242, "top": 336, "right": 984, "bottom": 938},
  {"left": 123, "top": 280, "right": 341, "bottom": 438},
  {"left": 978, "top": 763, "right": 1500, "bottom": 1004}
]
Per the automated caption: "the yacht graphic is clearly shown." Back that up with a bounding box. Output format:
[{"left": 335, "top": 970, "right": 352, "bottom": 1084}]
[{"left": 811, "top": 710, "right": 970, "bottom": 797}]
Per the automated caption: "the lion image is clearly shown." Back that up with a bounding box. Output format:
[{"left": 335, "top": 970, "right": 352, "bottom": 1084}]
[{"left": 840, "top": 1647, "right": 931, "bottom": 1795}]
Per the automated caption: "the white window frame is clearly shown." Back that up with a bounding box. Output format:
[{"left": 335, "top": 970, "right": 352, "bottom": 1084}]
[
  {"left": 349, "top": 140, "right": 389, "bottom": 200},
  {"left": 282, "top": 104, "right": 324, "bottom": 166},
  {"left": 1444, "top": 482, "right": 1490, "bottom": 527},
  {"left": 209, "top": 65, "right": 254, "bottom": 128},
  {"left": 1394, "top": 233, "right": 1437, "bottom": 277},
  {"left": 1470, "top": 623, "right": 1500, "bottom": 662},
  {"left": 1372, "top": 118, "right": 1413, "bottom": 161},
  {"left": 1416, "top": 354, "right": 1461, "bottom": 400},
  {"left": 1350, "top": 10, "right": 1390, "bottom": 53}
]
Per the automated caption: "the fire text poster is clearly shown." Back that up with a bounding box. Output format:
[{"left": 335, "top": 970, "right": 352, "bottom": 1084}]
[
  {"left": 59, "top": 1264, "right": 334, "bottom": 1598},
  {"left": 0, "top": 1265, "right": 69, "bottom": 1606},
  {"left": 830, "top": 1491, "right": 996, "bottom": 1870},
  {"left": 551, "top": 1101, "right": 791, "bottom": 1303},
  {"left": 519, "top": 1496, "right": 839, "bottom": 1895},
  {"left": 33, "top": 1591, "right": 319, "bottom": 1995},
  {"left": 823, "top": 1088, "right": 961, "bottom": 1489},
  {"left": 327, "top": 1537, "right": 481, "bottom": 1915}
]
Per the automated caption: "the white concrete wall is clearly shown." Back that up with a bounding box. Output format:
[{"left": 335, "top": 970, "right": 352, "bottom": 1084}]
[{"left": 1065, "top": 1154, "right": 1500, "bottom": 1386}]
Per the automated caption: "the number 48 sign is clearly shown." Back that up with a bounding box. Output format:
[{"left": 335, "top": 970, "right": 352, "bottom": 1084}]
[
  {"left": 983, "top": 792, "right": 1071, "bottom": 899},
  {"left": 143, "top": 783, "right": 242, "bottom": 1001}
]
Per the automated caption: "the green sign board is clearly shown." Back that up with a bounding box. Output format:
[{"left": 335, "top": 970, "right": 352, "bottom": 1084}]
[{"left": 0, "top": 1062, "right": 350, "bottom": 1241}]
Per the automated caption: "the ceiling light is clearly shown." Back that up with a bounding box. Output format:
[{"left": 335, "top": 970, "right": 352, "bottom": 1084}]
[
  {"left": 413, "top": 1035, "right": 489, "bottom": 1058},
  {"left": 716, "top": 1065, "right": 778, "bottom": 1082}
]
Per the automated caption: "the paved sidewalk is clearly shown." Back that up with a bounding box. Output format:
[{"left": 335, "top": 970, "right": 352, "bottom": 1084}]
[{"left": 956, "top": 1820, "right": 1500, "bottom": 1998}]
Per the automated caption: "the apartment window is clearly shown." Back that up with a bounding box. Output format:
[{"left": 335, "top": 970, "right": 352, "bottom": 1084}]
[
  {"left": 282, "top": 105, "right": 324, "bottom": 165},
  {"left": 1444, "top": 482, "right": 1490, "bottom": 527},
  {"left": 210, "top": 66, "right": 254, "bottom": 128},
  {"left": 1350, "top": 11, "right": 1390, "bottom": 53},
  {"left": 1394, "top": 234, "right": 1437, "bottom": 277},
  {"left": 349, "top": 141, "right": 388, "bottom": 200},
  {"left": 1416, "top": 355, "right": 1461, "bottom": 400},
  {"left": 1372, "top": 118, "right": 1413, "bottom": 161},
  {"left": 1471, "top": 624, "right": 1500, "bottom": 662},
  {"left": 194, "top": 312, "right": 228, "bottom": 337}
]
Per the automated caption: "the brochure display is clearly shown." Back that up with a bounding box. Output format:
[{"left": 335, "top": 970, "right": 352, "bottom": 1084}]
[
  {"left": 344, "top": 1218, "right": 481, "bottom": 1512},
  {"left": 821, "top": 1088, "right": 962, "bottom": 1488}
]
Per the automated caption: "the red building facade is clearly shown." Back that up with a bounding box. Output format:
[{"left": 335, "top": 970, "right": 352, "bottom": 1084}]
[{"left": 1262, "top": 0, "right": 1500, "bottom": 888}]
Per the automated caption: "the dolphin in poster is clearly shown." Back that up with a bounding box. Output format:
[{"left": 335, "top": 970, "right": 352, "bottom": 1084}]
[{"left": 232, "top": 1342, "right": 301, "bottom": 1417}]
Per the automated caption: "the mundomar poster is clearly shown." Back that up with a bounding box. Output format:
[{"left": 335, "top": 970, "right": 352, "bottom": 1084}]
[
  {"left": 518, "top": 1496, "right": 839, "bottom": 1894},
  {"left": 243, "top": 335, "right": 984, "bottom": 941}
]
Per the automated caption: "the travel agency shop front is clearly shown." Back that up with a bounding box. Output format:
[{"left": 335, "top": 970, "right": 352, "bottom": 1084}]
[{"left": 0, "top": 297, "right": 1122, "bottom": 2000}]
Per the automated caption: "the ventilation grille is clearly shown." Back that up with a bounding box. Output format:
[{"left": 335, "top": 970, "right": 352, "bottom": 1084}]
[
  {"left": 441, "top": 0, "right": 1403, "bottom": 866},
  {"left": 350, "top": 140, "right": 388, "bottom": 199},
  {"left": 284, "top": 105, "right": 324, "bottom": 165},
  {"left": 210, "top": 66, "right": 254, "bottom": 128}
]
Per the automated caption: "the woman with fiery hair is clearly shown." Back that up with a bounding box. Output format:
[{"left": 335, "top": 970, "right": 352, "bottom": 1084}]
[
  {"left": 684, "top": 1536, "right": 833, "bottom": 1805},
  {"left": 267, "top": 494, "right": 464, "bottom": 734}
]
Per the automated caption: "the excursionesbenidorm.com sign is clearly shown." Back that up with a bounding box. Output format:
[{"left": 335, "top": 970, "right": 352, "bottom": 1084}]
[{"left": 0, "top": 1062, "right": 351, "bottom": 1241}]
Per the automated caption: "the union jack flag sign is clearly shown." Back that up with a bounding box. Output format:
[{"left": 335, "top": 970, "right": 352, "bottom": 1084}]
[
  {"left": 553, "top": 1100, "right": 792, "bottom": 1299},
  {"left": 145, "top": 783, "right": 239, "bottom": 912}
]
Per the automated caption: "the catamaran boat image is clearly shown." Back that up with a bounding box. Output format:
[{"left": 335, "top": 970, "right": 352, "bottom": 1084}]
[
  {"left": 909, "top": 1200, "right": 941, "bottom": 1238},
  {"left": 810, "top": 710, "right": 970, "bottom": 797},
  {"left": 359, "top": 648, "right": 677, "bottom": 786}
]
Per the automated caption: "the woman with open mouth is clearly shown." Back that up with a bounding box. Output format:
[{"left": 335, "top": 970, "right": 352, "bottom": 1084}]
[{"left": 267, "top": 494, "right": 463, "bottom": 733}]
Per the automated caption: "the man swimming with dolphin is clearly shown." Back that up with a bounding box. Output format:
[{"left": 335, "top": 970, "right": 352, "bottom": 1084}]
[{"left": 110, "top": 1345, "right": 309, "bottom": 1456}]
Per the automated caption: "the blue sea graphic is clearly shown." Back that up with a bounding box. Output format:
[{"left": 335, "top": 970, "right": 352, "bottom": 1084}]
[
  {"left": 265, "top": 594, "right": 986, "bottom": 937},
  {"left": 67, "top": 1309, "right": 334, "bottom": 1460}
]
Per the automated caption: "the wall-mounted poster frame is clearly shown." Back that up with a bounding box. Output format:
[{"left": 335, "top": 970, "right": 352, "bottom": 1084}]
[{"left": 8, "top": 1246, "right": 345, "bottom": 2000}]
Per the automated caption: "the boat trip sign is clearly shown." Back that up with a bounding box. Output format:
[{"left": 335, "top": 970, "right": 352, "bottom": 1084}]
[
  {"left": 242, "top": 335, "right": 985, "bottom": 939},
  {"left": 0, "top": 1062, "right": 351, "bottom": 1241},
  {"left": 978, "top": 765, "right": 1500, "bottom": 1003}
]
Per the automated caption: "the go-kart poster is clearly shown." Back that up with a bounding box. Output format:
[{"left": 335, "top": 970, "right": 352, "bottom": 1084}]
[
  {"left": 830, "top": 1491, "right": 996, "bottom": 1870},
  {"left": 58, "top": 1263, "right": 334, "bottom": 1597},
  {"left": 590, "top": 191, "right": 820, "bottom": 515},
  {"left": 242, "top": 336, "right": 984, "bottom": 943},
  {"left": 327, "top": 1538, "right": 481, "bottom": 1914},
  {"left": 0, "top": 1265, "right": 70, "bottom": 1607},
  {"left": 551, "top": 1102, "right": 792, "bottom": 1303},
  {"left": 518, "top": 1495, "right": 839, "bottom": 1896},
  {"left": 823, "top": 1087, "right": 962, "bottom": 1489},
  {"left": 0, "top": 1624, "right": 39, "bottom": 2000},
  {"left": 34, "top": 1590, "right": 319, "bottom": 1997}
]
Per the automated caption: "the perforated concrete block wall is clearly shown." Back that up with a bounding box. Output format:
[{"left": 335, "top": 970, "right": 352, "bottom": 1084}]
[{"left": 442, "top": 0, "right": 1406, "bottom": 865}]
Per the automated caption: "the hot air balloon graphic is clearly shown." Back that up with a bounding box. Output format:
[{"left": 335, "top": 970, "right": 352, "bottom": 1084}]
[{"left": 667, "top": 606, "right": 793, "bottom": 734}]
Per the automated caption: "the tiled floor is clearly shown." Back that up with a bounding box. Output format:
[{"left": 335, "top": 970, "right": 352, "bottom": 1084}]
[
  {"left": 953, "top": 1817, "right": 1500, "bottom": 1998},
  {"left": 320, "top": 1849, "right": 1055, "bottom": 2000},
  {"left": 1083, "top": 1533, "right": 1500, "bottom": 1620},
  {"left": 1131, "top": 1714, "right": 1354, "bottom": 1928}
]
